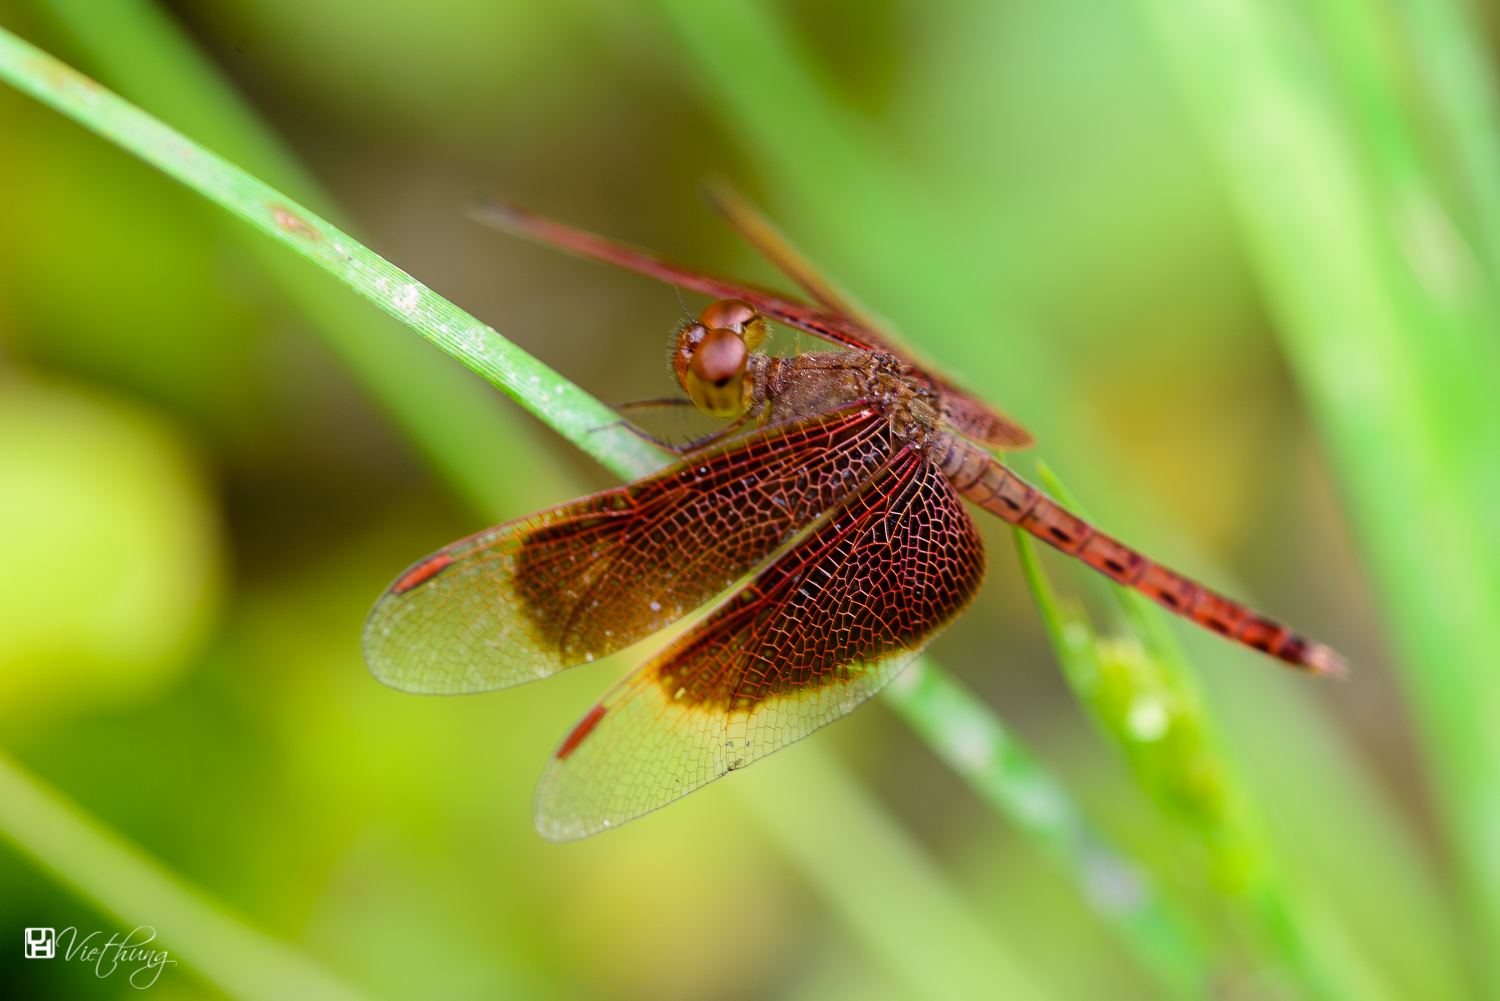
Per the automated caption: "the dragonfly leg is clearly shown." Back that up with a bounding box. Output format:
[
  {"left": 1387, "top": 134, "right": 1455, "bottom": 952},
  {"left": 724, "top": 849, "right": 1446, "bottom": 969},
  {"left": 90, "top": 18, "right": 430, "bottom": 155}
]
[
  {"left": 609, "top": 397, "right": 698, "bottom": 413},
  {"left": 677, "top": 413, "right": 753, "bottom": 458},
  {"left": 590, "top": 401, "right": 751, "bottom": 457},
  {"left": 585, "top": 398, "right": 698, "bottom": 456},
  {"left": 588, "top": 418, "right": 694, "bottom": 456}
]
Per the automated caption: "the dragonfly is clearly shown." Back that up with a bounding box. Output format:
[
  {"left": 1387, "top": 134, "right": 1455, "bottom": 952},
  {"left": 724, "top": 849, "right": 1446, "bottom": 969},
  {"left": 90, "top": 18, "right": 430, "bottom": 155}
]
[{"left": 363, "top": 192, "right": 1343, "bottom": 841}]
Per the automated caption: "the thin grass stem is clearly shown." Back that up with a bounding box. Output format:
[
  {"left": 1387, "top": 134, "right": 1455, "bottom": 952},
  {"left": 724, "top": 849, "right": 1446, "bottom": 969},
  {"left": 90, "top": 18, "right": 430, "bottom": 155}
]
[
  {"left": 0, "top": 750, "right": 374, "bottom": 1001},
  {"left": 0, "top": 23, "right": 662, "bottom": 485},
  {"left": 1013, "top": 545, "right": 1357, "bottom": 1001},
  {"left": 31, "top": 0, "right": 576, "bottom": 524},
  {"left": 1027, "top": 465, "right": 1410, "bottom": 1001},
  {"left": 734, "top": 742, "right": 1052, "bottom": 1001},
  {"left": 883, "top": 656, "right": 1214, "bottom": 1000}
]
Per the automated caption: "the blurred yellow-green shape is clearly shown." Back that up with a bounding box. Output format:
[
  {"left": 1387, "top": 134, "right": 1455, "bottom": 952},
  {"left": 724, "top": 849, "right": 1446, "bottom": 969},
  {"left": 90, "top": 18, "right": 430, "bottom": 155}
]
[
  {"left": 183, "top": 0, "right": 590, "bottom": 139},
  {"left": 0, "top": 376, "right": 221, "bottom": 717}
]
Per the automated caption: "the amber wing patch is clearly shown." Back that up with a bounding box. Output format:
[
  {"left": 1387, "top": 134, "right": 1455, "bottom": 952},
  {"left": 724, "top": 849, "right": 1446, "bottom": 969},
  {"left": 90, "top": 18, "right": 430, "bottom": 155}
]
[
  {"left": 362, "top": 406, "right": 891, "bottom": 694},
  {"left": 534, "top": 450, "right": 987, "bottom": 840}
]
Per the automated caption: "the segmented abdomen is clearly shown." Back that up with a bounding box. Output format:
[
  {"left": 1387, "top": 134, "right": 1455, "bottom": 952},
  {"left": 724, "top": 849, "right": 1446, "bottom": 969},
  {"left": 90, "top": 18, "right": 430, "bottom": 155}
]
[{"left": 931, "top": 434, "right": 1343, "bottom": 675}]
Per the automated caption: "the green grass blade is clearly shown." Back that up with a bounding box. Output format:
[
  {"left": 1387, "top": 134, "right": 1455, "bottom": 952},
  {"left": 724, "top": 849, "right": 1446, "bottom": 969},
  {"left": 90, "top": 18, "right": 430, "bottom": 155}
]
[
  {"left": 33, "top": 0, "right": 573, "bottom": 523},
  {"left": 0, "top": 22, "right": 1065, "bottom": 999},
  {"left": 0, "top": 749, "right": 375, "bottom": 1001},
  {"left": 39, "top": 0, "right": 587, "bottom": 520},
  {"left": 1014, "top": 529, "right": 1391, "bottom": 1001},
  {"left": 1030, "top": 465, "right": 1413, "bottom": 1001},
  {"left": 1131, "top": 0, "right": 1500, "bottom": 989},
  {"left": 735, "top": 741, "right": 1051, "bottom": 1001},
  {"left": 0, "top": 22, "right": 661, "bottom": 487},
  {"left": 884, "top": 656, "right": 1214, "bottom": 1000}
]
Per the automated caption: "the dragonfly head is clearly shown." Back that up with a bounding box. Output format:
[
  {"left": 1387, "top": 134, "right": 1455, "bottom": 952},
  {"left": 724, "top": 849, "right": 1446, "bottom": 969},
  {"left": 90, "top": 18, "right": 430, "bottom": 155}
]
[{"left": 673, "top": 299, "right": 767, "bottom": 418}]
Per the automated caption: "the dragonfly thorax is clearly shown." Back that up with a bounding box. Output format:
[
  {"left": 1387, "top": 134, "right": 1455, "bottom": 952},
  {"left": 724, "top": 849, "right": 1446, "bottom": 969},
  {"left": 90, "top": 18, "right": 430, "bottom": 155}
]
[{"left": 754, "top": 350, "right": 942, "bottom": 451}]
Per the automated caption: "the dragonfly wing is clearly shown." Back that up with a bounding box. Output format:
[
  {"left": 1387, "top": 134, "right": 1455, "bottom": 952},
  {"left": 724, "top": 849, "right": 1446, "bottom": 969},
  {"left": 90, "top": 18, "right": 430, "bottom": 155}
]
[
  {"left": 704, "top": 184, "right": 1035, "bottom": 451},
  {"left": 477, "top": 200, "right": 1034, "bottom": 448},
  {"left": 363, "top": 406, "right": 891, "bottom": 694},
  {"left": 702, "top": 180, "right": 870, "bottom": 322},
  {"left": 939, "top": 383, "right": 1035, "bottom": 450},
  {"left": 534, "top": 449, "right": 986, "bottom": 840},
  {"left": 474, "top": 200, "right": 880, "bottom": 352}
]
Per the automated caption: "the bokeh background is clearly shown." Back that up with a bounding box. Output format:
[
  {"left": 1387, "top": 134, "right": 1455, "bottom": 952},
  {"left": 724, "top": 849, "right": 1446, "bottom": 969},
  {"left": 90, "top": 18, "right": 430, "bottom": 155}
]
[{"left": 1, "top": 0, "right": 1495, "bottom": 999}]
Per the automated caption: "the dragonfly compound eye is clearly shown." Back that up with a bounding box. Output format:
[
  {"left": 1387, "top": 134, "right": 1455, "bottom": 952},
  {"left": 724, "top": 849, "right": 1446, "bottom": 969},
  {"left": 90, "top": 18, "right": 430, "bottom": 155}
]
[
  {"left": 699, "top": 298, "right": 767, "bottom": 352},
  {"left": 691, "top": 328, "right": 747, "bottom": 383},
  {"left": 685, "top": 327, "right": 750, "bottom": 418}
]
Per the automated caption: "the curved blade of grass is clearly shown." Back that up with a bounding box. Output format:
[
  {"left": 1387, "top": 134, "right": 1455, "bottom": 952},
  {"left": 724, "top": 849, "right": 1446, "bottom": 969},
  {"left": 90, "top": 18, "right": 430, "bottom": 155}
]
[
  {"left": 1132, "top": 0, "right": 1500, "bottom": 989},
  {"left": 0, "top": 23, "right": 661, "bottom": 482},
  {"left": 883, "top": 655, "right": 1214, "bottom": 1000},
  {"left": 735, "top": 738, "right": 1050, "bottom": 1001},
  {"left": 0, "top": 22, "right": 1066, "bottom": 1000},
  {"left": 0, "top": 749, "right": 375, "bottom": 1001},
  {"left": 647, "top": 2, "right": 1464, "bottom": 997},
  {"left": 31, "top": 0, "right": 572, "bottom": 523},
  {"left": 1026, "top": 465, "right": 1407, "bottom": 1001}
]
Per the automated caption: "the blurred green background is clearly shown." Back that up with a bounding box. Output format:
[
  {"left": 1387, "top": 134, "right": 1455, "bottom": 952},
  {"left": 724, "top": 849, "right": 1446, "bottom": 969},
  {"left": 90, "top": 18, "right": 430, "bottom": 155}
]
[{"left": 1, "top": 0, "right": 1493, "bottom": 998}]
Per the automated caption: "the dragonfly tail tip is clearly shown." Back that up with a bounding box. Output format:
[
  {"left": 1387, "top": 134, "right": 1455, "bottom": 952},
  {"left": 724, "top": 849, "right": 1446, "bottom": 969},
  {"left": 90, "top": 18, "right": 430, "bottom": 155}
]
[{"left": 1303, "top": 642, "right": 1348, "bottom": 679}]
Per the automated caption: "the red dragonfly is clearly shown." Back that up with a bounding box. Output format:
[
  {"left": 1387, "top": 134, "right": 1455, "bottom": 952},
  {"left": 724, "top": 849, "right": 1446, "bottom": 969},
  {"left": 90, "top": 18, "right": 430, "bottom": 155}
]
[{"left": 364, "top": 193, "right": 1342, "bottom": 840}]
